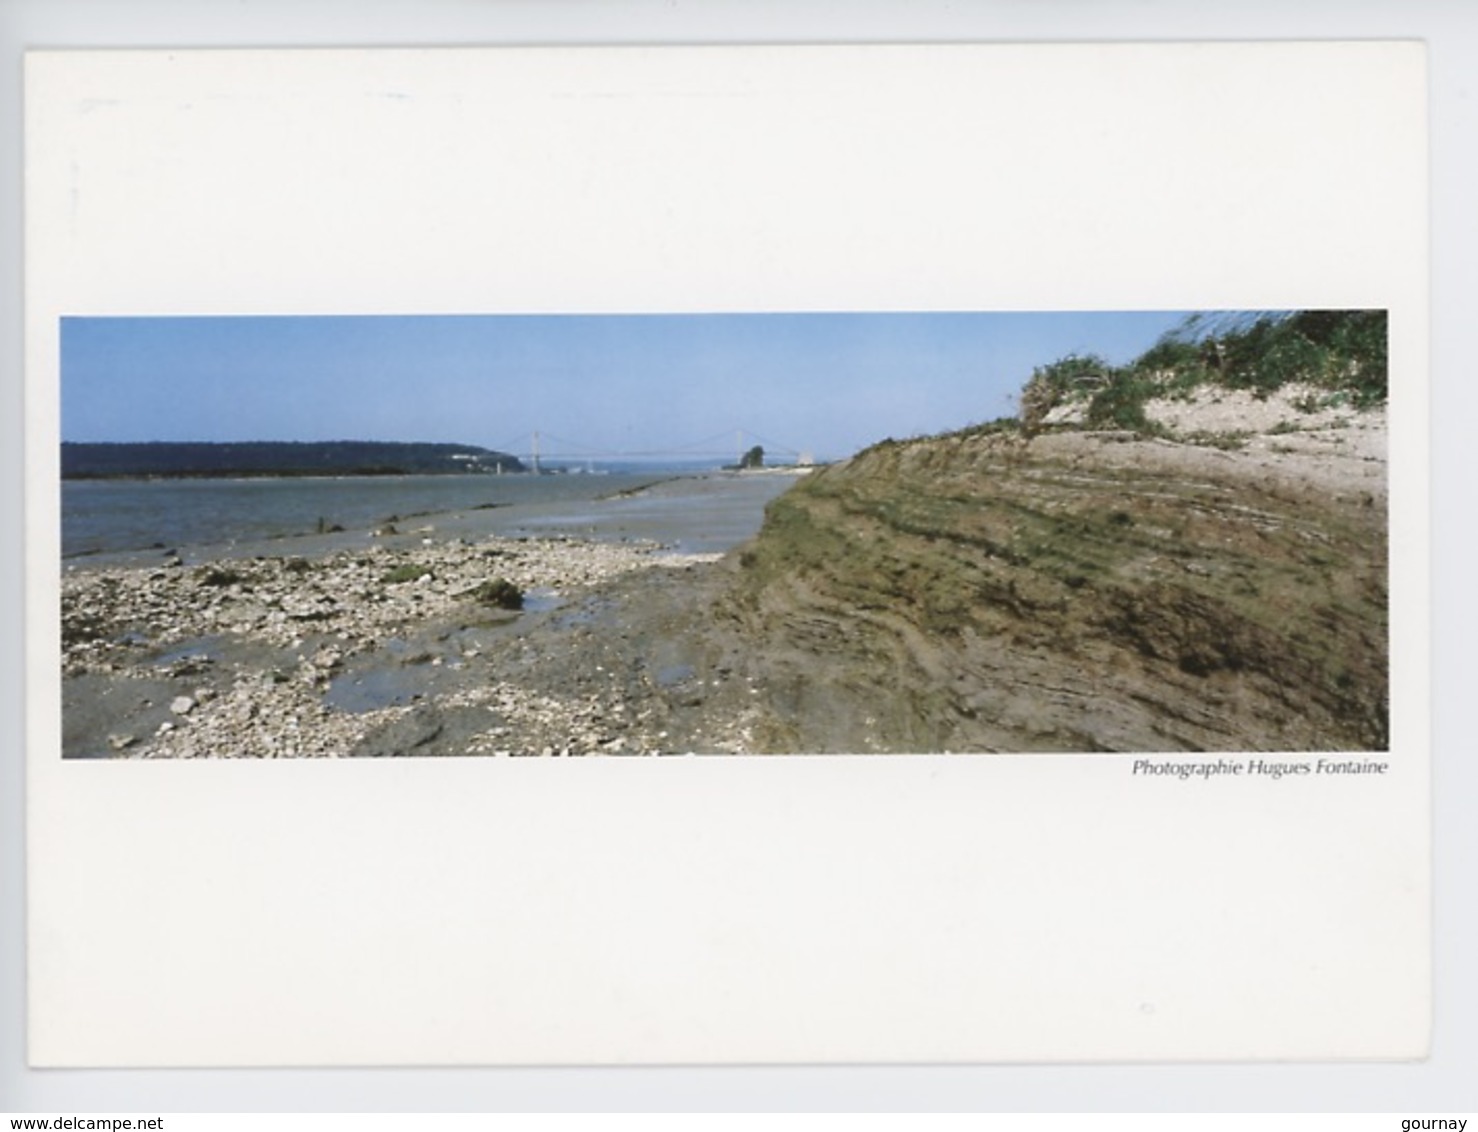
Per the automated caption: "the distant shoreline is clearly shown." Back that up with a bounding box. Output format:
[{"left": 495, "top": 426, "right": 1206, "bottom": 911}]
[
  {"left": 62, "top": 467, "right": 527, "bottom": 482},
  {"left": 61, "top": 439, "right": 527, "bottom": 480}
]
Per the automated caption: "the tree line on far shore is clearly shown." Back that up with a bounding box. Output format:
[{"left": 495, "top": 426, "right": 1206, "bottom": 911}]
[{"left": 61, "top": 440, "right": 527, "bottom": 479}]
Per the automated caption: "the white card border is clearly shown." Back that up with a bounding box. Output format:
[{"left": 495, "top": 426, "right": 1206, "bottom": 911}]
[{"left": 2, "top": 0, "right": 1466, "bottom": 1117}]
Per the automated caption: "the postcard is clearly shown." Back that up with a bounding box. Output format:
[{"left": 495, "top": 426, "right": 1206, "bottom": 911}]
[{"left": 25, "top": 42, "right": 1429, "bottom": 1065}]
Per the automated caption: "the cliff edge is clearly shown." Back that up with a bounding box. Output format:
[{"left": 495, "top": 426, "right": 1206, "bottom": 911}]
[{"left": 717, "top": 380, "right": 1388, "bottom": 753}]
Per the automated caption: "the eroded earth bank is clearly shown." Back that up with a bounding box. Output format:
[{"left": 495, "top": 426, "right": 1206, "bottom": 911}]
[{"left": 715, "top": 389, "right": 1387, "bottom": 753}]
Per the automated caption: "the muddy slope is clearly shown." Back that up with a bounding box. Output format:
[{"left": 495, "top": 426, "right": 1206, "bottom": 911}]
[{"left": 716, "top": 427, "right": 1387, "bottom": 753}]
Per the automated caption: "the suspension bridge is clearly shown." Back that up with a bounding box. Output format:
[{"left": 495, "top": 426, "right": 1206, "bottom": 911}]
[{"left": 485, "top": 428, "right": 815, "bottom": 473}]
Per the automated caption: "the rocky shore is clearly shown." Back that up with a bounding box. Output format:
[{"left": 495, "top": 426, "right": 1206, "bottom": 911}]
[{"left": 62, "top": 534, "right": 731, "bottom": 758}]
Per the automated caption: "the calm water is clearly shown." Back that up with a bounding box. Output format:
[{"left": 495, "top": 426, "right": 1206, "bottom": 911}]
[{"left": 62, "top": 464, "right": 796, "bottom": 560}]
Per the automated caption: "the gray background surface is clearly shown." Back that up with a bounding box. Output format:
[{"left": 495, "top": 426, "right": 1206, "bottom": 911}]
[{"left": 3, "top": 0, "right": 1474, "bottom": 1113}]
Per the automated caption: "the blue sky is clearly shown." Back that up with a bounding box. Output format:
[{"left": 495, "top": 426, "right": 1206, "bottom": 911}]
[{"left": 61, "top": 311, "right": 1193, "bottom": 463}]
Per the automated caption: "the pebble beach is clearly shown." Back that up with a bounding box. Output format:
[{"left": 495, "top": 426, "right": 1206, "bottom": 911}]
[{"left": 61, "top": 472, "right": 801, "bottom": 759}]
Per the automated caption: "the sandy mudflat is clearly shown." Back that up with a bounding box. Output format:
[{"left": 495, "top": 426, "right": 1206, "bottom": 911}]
[{"left": 60, "top": 472, "right": 803, "bottom": 759}]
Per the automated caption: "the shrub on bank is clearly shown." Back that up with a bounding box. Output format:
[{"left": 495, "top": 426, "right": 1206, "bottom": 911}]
[
  {"left": 1019, "top": 354, "right": 1113, "bottom": 435},
  {"left": 1014, "top": 309, "right": 1387, "bottom": 437},
  {"left": 1086, "top": 372, "right": 1161, "bottom": 432},
  {"left": 1153, "top": 309, "right": 1387, "bottom": 406}
]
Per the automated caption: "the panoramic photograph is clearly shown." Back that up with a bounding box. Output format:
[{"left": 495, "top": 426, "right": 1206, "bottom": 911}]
[{"left": 58, "top": 309, "right": 1389, "bottom": 758}]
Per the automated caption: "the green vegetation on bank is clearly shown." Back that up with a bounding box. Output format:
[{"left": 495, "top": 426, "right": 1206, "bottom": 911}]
[{"left": 1017, "top": 309, "right": 1387, "bottom": 437}]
